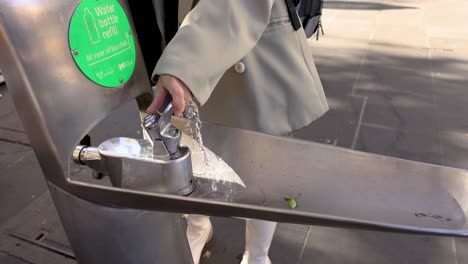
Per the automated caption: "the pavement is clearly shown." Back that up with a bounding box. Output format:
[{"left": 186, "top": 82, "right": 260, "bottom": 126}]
[{"left": 2, "top": 0, "right": 468, "bottom": 263}]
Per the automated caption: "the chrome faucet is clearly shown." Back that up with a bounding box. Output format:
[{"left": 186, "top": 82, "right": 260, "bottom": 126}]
[
  {"left": 142, "top": 101, "right": 182, "bottom": 158},
  {"left": 73, "top": 96, "right": 194, "bottom": 196}
]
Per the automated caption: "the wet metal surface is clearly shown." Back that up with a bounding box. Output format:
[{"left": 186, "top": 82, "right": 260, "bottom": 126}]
[{"left": 195, "top": 122, "right": 468, "bottom": 234}]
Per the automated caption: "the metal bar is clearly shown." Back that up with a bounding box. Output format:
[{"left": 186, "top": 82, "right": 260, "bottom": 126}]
[{"left": 48, "top": 121, "right": 468, "bottom": 237}]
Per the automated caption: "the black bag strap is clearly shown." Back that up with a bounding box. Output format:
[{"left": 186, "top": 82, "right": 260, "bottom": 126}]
[{"left": 285, "top": 0, "right": 302, "bottom": 31}]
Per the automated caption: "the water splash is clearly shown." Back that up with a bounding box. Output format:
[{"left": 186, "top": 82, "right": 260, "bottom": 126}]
[
  {"left": 182, "top": 101, "right": 246, "bottom": 196},
  {"left": 183, "top": 101, "right": 210, "bottom": 166}
]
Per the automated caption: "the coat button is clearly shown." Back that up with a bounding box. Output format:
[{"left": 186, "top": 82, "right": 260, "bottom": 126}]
[{"left": 234, "top": 62, "right": 245, "bottom": 73}]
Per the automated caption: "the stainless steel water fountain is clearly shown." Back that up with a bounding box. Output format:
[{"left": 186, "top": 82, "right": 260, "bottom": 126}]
[
  {"left": 3, "top": 0, "right": 468, "bottom": 263},
  {"left": 73, "top": 98, "right": 194, "bottom": 196}
]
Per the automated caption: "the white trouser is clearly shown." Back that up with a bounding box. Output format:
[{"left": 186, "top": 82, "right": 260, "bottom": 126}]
[
  {"left": 0, "top": 69, "right": 4, "bottom": 85},
  {"left": 241, "top": 219, "right": 276, "bottom": 264},
  {"left": 186, "top": 215, "right": 276, "bottom": 264},
  {"left": 186, "top": 215, "right": 213, "bottom": 264}
]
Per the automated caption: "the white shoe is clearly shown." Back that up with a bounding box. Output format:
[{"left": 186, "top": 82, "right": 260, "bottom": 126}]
[
  {"left": 240, "top": 252, "right": 272, "bottom": 264},
  {"left": 186, "top": 215, "right": 213, "bottom": 264},
  {"left": 241, "top": 219, "right": 276, "bottom": 264}
]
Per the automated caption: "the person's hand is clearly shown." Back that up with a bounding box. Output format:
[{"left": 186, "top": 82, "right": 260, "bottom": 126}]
[{"left": 146, "top": 75, "right": 193, "bottom": 116}]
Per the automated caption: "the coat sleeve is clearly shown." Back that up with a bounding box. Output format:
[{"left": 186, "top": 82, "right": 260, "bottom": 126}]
[{"left": 152, "top": 0, "right": 275, "bottom": 106}]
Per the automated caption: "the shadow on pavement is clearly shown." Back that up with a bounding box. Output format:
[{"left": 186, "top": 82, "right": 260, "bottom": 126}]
[{"left": 311, "top": 38, "right": 468, "bottom": 170}]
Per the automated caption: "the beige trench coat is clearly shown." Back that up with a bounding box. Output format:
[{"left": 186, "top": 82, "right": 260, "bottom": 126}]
[{"left": 151, "top": 0, "right": 329, "bottom": 136}]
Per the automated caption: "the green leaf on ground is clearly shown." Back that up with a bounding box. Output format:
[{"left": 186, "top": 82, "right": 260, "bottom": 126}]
[{"left": 284, "top": 196, "right": 297, "bottom": 209}]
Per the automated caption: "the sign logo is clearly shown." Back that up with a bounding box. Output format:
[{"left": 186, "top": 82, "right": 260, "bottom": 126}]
[{"left": 69, "top": 0, "right": 136, "bottom": 88}]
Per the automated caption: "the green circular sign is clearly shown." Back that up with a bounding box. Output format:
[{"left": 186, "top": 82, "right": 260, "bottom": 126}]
[{"left": 69, "top": 0, "right": 136, "bottom": 88}]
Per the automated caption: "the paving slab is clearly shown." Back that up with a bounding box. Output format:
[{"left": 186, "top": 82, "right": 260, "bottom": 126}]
[
  {"left": 1, "top": 234, "right": 75, "bottom": 264},
  {"left": 354, "top": 123, "right": 442, "bottom": 165},
  {"left": 0, "top": 85, "right": 24, "bottom": 132},
  {"left": 293, "top": 95, "right": 364, "bottom": 148},
  {"left": 0, "top": 141, "right": 47, "bottom": 227},
  {"left": 361, "top": 94, "right": 437, "bottom": 134},
  {"left": 424, "top": 0, "right": 468, "bottom": 41},
  {"left": 439, "top": 131, "right": 468, "bottom": 171},
  {"left": 455, "top": 237, "right": 468, "bottom": 264},
  {"left": 0, "top": 128, "right": 29, "bottom": 146},
  {"left": 270, "top": 224, "right": 309, "bottom": 264},
  {"left": 0, "top": 253, "right": 31, "bottom": 264},
  {"left": 352, "top": 47, "right": 438, "bottom": 135},
  {"left": 201, "top": 218, "right": 245, "bottom": 264},
  {"left": 0, "top": 192, "right": 74, "bottom": 264}
]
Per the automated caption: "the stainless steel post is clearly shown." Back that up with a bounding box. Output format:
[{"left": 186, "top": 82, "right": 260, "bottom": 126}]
[
  {"left": 49, "top": 183, "right": 193, "bottom": 264},
  {"left": 0, "top": 0, "right": 193, "bottom": 263}
]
